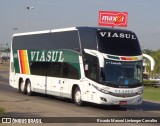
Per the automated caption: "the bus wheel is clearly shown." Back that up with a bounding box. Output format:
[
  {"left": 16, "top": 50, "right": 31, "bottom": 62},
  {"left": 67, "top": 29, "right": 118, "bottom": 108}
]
[
  {"left": 73, "top": 87, "right": 83, "bottom": 106},
  {"left": 26, "top": 80, "right": 32, "bottom": 96},
  {"left": 20, "top": 80, "right": 26, "bottom": 94}
]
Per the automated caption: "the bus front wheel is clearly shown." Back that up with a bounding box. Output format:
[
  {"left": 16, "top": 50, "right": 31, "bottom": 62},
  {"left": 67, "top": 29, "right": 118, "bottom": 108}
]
[{"left": 73, "top": 87, "right": 83, "bottom": 106}]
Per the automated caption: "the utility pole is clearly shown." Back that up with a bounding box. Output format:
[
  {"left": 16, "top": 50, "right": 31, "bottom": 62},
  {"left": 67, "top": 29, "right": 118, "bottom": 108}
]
[{"left": 26, "top": 6, "right": 34, "bottom": 30}]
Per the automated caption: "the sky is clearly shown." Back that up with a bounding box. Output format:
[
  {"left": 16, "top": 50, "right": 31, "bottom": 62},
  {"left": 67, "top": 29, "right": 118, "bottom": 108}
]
[{"left": 0, "top": 0, "right": 160, "bottom": 50}]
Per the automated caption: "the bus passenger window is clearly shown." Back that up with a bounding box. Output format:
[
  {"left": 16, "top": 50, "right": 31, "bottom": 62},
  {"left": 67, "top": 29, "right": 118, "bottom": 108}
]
[
  {"left": 63, "top": 63, "right": 69, "bottom": 78},
  {"left": 62, "top": 63, "right": 80, "bottom": 79},
  {"left": 30, "top": 62, "right": 42, "bottom": 75},
  {"left": 52, "top": 63, "right": 62, "bottom": 77},
  {"left": 68, "top": 63, "right": 79, "bottom": 79}
]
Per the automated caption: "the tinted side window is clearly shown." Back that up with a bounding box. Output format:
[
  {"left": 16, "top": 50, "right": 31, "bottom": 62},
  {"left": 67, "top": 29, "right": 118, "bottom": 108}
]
[
  {"left": 63, "top": 63, "right": 69, "bottom": 78},
  {"left": 68, "top": 63, "right": 80, "bottom": 79},
  {"left": 83, "top": 53, "right": 99, "bottom": 81},
  {"left": 13, "top": 33, "right": 51, "bottom": 50},
  {"left": 50, "top": 31, "right": 80, "bottom": 51},
  {"left": 30, "top": 62, "right": 79, "bottom": 79},
  {"left": 13, "top": 31, "right": 80, "bottom": 52},
  {"left": 30, "top": 62, "right": 62, "bottom": 77},
  {"left": 52, "top": 62, "right": 62, "bottom": 77},
  {"left": 30, "top": 62, "right": 42, "bottom": 75},
  {"left": 63, "top": 63, "right": 80, "bottom": 79},
  {"left": 79, "top": 29, "right": 97, "bottom": 50}
]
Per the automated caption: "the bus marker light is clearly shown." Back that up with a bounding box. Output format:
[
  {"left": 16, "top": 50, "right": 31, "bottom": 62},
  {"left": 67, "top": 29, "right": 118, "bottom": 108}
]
[{"left": 120, "top": 57, "right": 138, "bottom": 61}]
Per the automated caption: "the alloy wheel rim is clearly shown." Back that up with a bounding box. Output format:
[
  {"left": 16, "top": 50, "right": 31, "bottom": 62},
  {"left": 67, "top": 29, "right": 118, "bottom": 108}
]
[
  {"left": 27, "top": 83, "right": 31, "bottom": 93},
  {"left": 21, "top": 82, "right": 25, "bottom": 92},
  {"left": 75, "top": 91, "right": 81, "bottom": 103}
]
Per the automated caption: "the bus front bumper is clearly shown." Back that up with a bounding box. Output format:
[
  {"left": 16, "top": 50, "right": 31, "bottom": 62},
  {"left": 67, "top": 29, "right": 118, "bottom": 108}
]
[{"left": 96, "top": 93, "right": 143, "bottom": 105}]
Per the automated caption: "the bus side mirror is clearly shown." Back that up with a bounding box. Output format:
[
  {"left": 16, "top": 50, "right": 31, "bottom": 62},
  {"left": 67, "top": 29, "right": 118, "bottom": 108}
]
[{"left": 84, "top": 49, "right": 104, "bottom": 68}]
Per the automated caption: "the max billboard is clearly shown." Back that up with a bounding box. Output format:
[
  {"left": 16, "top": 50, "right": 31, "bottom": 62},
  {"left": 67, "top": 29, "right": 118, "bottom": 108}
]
[{"left": 98, "top": 11, "right": 128, "bottom": 27}]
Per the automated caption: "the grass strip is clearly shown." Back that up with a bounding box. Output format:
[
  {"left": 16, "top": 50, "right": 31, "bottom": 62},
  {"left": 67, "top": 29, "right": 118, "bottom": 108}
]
[{"left": 143, "top": 87, "right": 160, "bottom": 101}]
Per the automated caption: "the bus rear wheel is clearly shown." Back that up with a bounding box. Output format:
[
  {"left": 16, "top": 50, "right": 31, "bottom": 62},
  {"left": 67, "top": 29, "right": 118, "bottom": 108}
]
[
  {"left": 73, "top": 87, "right": 83, "bottom": 106},
  {"left": 19, "top": 80, "right": 26, "bottom": 94},
  {"left": 26, "top": 80, "right": 32, "bottom": 96}
]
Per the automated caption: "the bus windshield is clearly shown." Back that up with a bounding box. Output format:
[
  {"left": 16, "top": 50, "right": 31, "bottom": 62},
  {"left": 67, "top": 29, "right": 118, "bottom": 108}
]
[
  {"left": 100, "top": 60, "right": 143, "bottom": 87},
  {"left": 97, "top": 30, "right": 142, "bottom": 56}
]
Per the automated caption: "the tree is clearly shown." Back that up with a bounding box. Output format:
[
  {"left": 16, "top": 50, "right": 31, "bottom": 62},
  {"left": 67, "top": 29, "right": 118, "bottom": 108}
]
[{"left": 142, "top": 49, "right": 154, "bottom": 55}]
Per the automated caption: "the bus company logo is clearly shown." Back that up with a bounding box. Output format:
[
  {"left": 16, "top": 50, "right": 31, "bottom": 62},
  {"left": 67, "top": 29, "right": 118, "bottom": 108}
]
[
  {"left": 99, "top": 32, "right": 137, "bottom": 40},
  {"left": 30, "top": 50, "right": 64, "bottom": 62},
  {"left": 98, "top": 11, "right": 128, "bottom": 27},
  {"left": 115, "top": 89, "right": 134, "bottom": 94}
]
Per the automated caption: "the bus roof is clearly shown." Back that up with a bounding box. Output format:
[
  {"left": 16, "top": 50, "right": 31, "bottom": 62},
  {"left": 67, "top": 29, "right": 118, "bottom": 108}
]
[
  {"left": 13, "top": 27, "right": 77, "bottom": 37},
  {"left": 13, "top": 26, "right": 134, "bottom": 37}
]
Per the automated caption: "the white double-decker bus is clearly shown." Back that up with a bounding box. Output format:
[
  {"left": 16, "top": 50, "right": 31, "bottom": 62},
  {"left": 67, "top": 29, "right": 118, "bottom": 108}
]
[{"left": 10, "top": 27, "right": 143, "bottom": 106}]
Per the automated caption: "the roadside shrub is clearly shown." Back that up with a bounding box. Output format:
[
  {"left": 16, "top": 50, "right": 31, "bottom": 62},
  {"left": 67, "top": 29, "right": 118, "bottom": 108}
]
[{"left": 143, "top": 80, "right": 159, "bottom": 87}]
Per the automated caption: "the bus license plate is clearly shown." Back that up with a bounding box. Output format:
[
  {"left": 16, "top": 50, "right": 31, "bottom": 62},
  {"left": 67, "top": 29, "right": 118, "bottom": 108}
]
[{"left": 119, "top": 101, "right": 127, "bottom": 105}]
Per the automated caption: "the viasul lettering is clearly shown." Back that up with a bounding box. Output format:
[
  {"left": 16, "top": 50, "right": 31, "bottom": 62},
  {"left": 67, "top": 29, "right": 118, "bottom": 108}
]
[
  {"left": 30, "top": 51, "right": 64, "bottom": 62},
  {"left": 100, "top": 32, "right": 137, "bottom": 39},
  {"left": 115, "top": 89, "right": 134, "bottom": 93}
]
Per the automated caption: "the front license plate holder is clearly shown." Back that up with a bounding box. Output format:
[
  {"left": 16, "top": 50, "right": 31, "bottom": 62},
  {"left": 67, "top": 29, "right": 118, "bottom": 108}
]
[{"left": 119, "top": 101, "right": 127, "bottom": 105}]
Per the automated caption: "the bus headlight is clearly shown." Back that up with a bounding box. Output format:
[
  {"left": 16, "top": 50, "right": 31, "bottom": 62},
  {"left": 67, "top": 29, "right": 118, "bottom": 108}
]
[
  {"left": 136, "top": 90, "right": 143, "bottom": 95},
  {"left": 136, "top": 87, "right": 144, "bottom": 95},
  {"left": 92, "top": 84, "right": 110, "bottom": 94}
]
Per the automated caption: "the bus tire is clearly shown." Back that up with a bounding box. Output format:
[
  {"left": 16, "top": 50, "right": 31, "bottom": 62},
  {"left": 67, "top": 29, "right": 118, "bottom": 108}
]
[
  {"left": 26, "top": 80, "right": 32, "bottom": 96},
  {"left": 73, "top": 87, "right": 83, "bottom": 106},
  {"left": 19, "top": 79, "right": 26, "bottom": 94}
]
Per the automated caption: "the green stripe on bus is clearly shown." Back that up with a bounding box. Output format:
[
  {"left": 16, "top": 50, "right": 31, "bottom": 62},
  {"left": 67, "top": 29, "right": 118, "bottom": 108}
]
[{"left": 13, "top": 50, "right": 20, "bottom": 73}]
